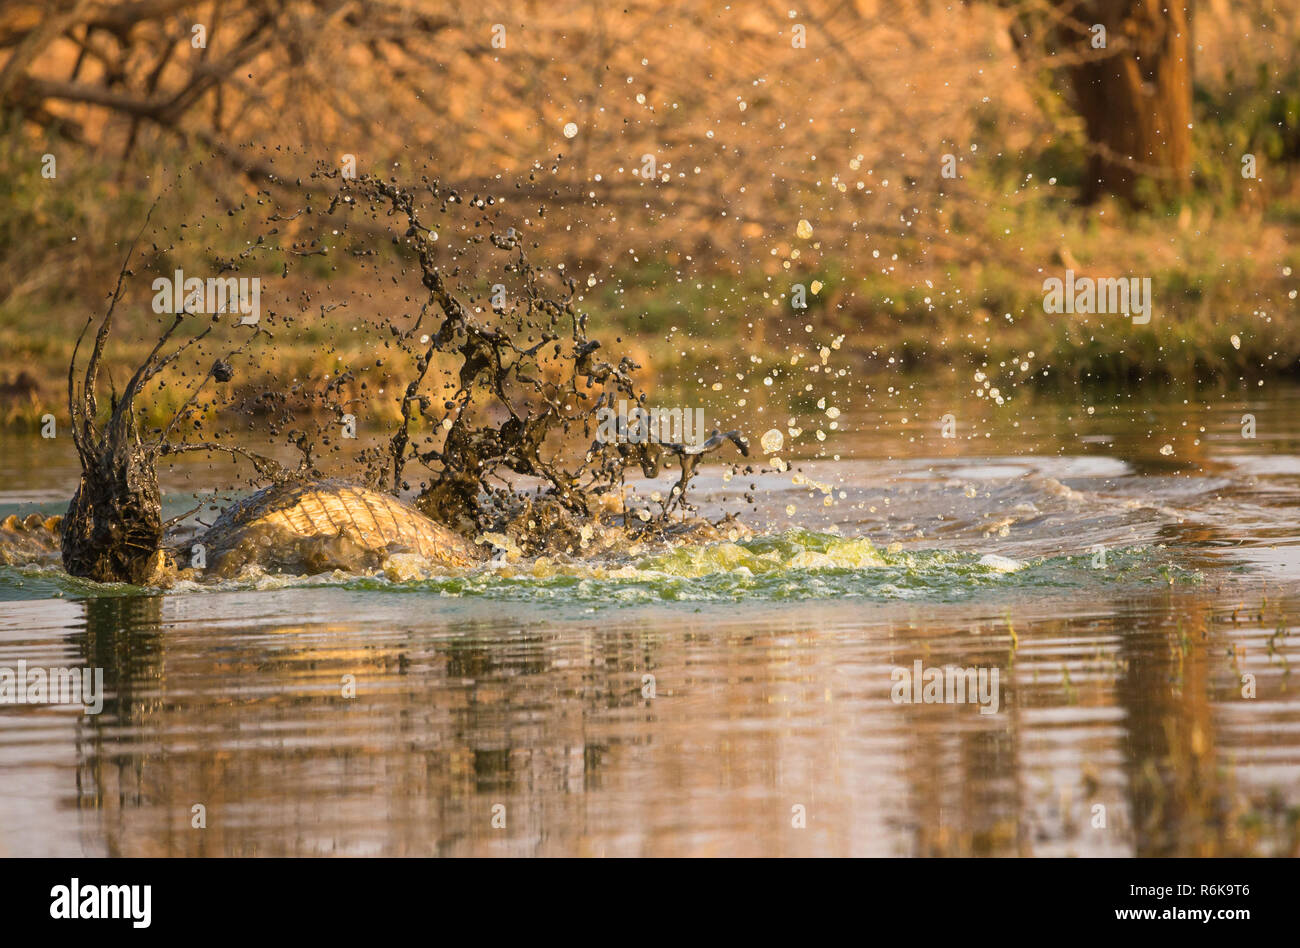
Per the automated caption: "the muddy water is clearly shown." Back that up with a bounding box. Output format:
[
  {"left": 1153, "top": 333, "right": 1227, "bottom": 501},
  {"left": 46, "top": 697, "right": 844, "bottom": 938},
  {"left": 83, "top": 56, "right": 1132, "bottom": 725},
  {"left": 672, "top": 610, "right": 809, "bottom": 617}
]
[{"left": 1, "top": 380, "right": 1298, "bottom": 856}]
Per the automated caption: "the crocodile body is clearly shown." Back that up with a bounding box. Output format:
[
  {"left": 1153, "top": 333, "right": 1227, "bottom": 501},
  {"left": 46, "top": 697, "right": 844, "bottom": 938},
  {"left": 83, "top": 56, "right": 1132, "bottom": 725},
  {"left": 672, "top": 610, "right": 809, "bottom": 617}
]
[
  {"left": 0, "top": 513, "right": 63, "bottom": 566},
  {"left": 196, "top": 479, "right": 484, "bottom": 578}
]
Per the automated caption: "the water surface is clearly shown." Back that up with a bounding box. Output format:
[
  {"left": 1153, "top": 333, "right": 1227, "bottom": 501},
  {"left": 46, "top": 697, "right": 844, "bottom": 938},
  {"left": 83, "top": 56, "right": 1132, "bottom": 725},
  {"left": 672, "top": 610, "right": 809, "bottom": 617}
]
[{"left": 2, "top": 381, "right": 1298, "bottom": 856}]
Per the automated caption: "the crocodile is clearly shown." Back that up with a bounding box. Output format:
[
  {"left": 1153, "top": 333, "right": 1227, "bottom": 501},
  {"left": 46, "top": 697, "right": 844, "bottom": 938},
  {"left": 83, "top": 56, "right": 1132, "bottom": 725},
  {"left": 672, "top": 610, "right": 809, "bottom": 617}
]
[
  {"left": 47, "top": 182, "right": 747, "bottom": 586},
  {"left": 192, "top": 478, "right": 483, "bottom": 578},
  {"left": 0, "top": 513, "right": 64, "bottom": 567},
  {"left": 0, "top": 482, "right": 483, "bottom": 583}
]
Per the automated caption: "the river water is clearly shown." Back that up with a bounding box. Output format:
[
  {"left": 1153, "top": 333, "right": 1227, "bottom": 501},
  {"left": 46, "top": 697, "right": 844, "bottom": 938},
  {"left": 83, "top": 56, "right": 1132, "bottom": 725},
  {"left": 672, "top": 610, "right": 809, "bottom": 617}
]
[{"left": 1, "top": 379, "right": 1298, "bottom": 856}]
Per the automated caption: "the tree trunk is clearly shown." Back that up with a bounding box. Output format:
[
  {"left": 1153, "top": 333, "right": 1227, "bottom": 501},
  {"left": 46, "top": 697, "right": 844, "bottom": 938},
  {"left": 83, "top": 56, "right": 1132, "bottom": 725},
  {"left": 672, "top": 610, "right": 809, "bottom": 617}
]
[{"left": 1067, "top": 1, "right": 1194, "bottom": 205}]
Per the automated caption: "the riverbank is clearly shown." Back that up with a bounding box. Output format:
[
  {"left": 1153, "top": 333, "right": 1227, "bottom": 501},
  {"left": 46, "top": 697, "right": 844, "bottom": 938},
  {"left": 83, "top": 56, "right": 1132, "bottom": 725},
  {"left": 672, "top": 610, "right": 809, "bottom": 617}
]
[{"left": 3, "top": 237, "right": 1296, "bottom": 432}]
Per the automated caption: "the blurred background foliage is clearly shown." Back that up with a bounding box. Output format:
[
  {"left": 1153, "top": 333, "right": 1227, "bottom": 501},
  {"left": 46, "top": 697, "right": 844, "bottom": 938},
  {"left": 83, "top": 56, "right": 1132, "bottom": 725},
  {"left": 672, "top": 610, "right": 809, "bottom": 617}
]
[{"left": 0, "top": 0, "right": 1298, "bottom": 426}]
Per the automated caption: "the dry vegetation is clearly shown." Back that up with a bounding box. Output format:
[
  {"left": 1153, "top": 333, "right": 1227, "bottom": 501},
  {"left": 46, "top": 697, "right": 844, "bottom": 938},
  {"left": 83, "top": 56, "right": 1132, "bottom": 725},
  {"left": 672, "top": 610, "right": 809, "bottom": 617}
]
[{"left": 2, "top": 0, "right": 1299, "bottom": 426}]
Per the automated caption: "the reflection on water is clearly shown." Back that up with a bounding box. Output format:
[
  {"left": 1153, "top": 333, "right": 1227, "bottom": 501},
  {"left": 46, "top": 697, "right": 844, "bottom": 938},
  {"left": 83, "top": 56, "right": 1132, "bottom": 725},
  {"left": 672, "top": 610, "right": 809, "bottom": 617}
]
[{"left": 1, "top": 382, "right": 1298, "bottom": 856}]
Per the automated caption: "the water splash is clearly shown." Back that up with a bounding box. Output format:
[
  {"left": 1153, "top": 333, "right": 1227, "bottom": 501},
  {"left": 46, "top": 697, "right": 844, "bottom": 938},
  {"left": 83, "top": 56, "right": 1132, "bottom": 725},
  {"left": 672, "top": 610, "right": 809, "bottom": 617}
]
[{"left": 52, "top": 166, "right": 753, "bottom": 581}]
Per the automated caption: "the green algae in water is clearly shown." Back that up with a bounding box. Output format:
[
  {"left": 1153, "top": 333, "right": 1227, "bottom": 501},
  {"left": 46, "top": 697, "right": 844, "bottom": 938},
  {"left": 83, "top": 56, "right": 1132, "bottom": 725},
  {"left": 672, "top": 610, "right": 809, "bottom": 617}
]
[
  {"left": 269, "top": 530, "right": 1202, "bottom": 605},
  {"left": 0, "top": 527, "right": 1204, "bottom": 605}
]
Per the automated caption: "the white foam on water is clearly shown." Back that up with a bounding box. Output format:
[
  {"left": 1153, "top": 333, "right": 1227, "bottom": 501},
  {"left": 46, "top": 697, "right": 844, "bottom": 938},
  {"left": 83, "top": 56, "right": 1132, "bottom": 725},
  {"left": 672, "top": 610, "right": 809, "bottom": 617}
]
[{"left": 977, "top": 553, "right": 1025, "bottom": 572}]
